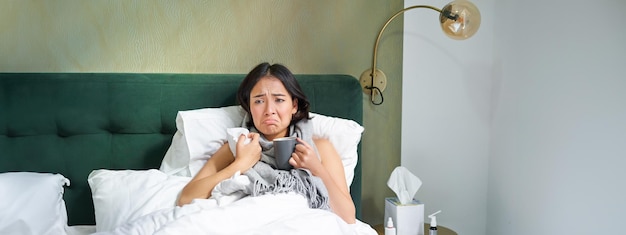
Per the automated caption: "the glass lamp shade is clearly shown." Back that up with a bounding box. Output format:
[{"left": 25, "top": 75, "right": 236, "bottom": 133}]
[{"left": 439, "top": 0, "right": 481, "bottom": 40}]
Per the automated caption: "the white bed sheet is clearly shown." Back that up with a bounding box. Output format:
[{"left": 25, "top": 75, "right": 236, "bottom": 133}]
[{"left": 91, "top": 193, "right": 376, "bottom": 235}]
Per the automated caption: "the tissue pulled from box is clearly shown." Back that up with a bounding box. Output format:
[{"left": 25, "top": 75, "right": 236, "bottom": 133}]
[
  {"left": 387, "top": 166, "right": 422, "bottom": 204},
  {"left": 226, "top": 127, "right": 250, "bottom": 156}
]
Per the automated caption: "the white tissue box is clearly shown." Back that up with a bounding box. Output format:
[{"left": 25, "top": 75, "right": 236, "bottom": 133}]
[{"left": 384, "top": 197, "right": 424, "bottom": 235}]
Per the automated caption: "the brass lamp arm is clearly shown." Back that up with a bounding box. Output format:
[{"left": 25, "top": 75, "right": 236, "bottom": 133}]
[
  {"left": 361, "top": 0, "right": 481, "bottom": 105},
  {"left": 370, "top": 5, "right": 442, "bottom": 76},
  {"left": 364, "top": 5, "right": 442, "bottom": 105}
]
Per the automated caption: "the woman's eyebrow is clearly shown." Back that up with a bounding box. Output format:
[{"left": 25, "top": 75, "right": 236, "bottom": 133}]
[
  {"left": 252, "top": 93, "right": 286, "bottom": 98},
  {"left": 253, "top": 94, "right": 265, "bottom": 98}
]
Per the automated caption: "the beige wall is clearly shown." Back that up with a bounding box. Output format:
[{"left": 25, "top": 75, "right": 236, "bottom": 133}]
[{"left": 0, "top": 0, "right": 402, "bottom": 225}]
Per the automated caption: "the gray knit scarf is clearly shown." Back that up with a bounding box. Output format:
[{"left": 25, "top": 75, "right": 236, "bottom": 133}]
[{"left": 240, "top": 114, "right": 329, "bottom": 210}]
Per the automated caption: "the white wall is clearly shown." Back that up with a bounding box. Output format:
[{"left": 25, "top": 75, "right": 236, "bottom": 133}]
[
  {"left": 488, "top": 0, "right": 626, "bottom": 234},
  {"left": 404, "top": 0, "right": 626, "bottom": 234},
  {"left": 402, "top": 0, "right": 493, "bottom": 234}
]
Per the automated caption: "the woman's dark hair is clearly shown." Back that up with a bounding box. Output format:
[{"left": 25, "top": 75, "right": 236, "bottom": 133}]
[{"left": 237, "top": 62, "right": 311, "bottom": 128}]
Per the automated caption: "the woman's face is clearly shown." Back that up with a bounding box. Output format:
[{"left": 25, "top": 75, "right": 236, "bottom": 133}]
[{"left": 249, "top": 76, "right": 298, "bottom": 141}]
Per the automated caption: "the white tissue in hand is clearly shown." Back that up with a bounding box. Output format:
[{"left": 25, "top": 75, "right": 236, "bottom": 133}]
[
  {"left": 226, "top": 128, "right": 250, "bottom": 156},
  {"left": 387, "top": 166, "right": 422, "bottom": 204}
]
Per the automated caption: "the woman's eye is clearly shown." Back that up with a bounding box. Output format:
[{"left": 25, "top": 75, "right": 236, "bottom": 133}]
[
  {"left": 254, "top": 99, "right": 263, "bottom": 104},
  {"left": 276, "top": 98, "right": 285, "bottom": 103}
]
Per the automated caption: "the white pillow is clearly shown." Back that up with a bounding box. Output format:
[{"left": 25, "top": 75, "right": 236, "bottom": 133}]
[
  {"left": 309, "top": 113, "right": 363, "bottom": 186},
  {"left": 88, "top": 169, "right": 191, "bottom": 232},
  {"left": 160, "top": 105, "right": 246, "bottom": 177},
  {"left": 0, "top": 172, "right": 70, "bottom": 235},
  {"left": 159, "top": 105, "right": 364, "bottom": 187}
]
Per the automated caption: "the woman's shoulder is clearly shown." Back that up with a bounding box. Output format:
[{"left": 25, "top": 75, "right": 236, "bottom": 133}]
[
  {"left": 312, "top": 137, "right": 331, "bottom": 145},
  {"left": 312, "top": 138, "right": 338, "bottom": 153}
]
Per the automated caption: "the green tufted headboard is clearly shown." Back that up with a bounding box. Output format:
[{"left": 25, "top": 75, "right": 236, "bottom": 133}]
[{"left": 0, "top": 73, "right": 363, "bottom": 225}]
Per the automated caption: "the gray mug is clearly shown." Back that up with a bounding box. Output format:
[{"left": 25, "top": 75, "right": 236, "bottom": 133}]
[{"left": 273, "top": 136, "right": 297, "bottom": 170}]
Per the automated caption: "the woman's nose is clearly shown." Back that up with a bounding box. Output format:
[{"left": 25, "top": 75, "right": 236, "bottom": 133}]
[{"left": 264, "top": 103, "right": 276, "bottom": 115}]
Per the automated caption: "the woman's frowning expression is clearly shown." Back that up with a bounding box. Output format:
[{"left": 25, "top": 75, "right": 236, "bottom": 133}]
[{"left": 249, "top": 76, "right": 298, "bottom": 141}]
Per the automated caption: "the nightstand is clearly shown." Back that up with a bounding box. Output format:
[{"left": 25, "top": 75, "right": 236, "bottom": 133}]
[{"left": 373, "top": 223, "right": 457, "bottom": 235}]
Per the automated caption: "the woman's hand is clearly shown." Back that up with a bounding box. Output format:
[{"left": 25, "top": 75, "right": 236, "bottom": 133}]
[
  {"left": 289, "top": 138, "right": 324, "bottom": 174},
  {"left": 233, "top": 133, "right": 262, "bottom": 171}
]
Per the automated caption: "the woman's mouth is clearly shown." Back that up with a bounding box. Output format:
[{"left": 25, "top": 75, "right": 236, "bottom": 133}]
[{"left": 263, "top": 119, "right": 278, "bottom": 125}]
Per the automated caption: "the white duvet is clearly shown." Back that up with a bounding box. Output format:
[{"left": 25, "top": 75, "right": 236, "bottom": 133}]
[{"left": 94, "top": 192, "right": 376, "bottom": 235}]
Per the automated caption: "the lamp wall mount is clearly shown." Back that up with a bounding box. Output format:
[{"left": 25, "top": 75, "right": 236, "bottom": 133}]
[{"left": 360, "top": 68, "right": 387, "bottom": 105}]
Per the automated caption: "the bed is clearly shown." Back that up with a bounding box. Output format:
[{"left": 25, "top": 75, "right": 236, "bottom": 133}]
[{"left": 0, "top": 73, "right": 375, "bottom": 235}]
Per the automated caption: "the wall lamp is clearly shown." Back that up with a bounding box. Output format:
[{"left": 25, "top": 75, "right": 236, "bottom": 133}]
[{"left": 360, "top": 0, "right": 481, "bottom": 105}]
